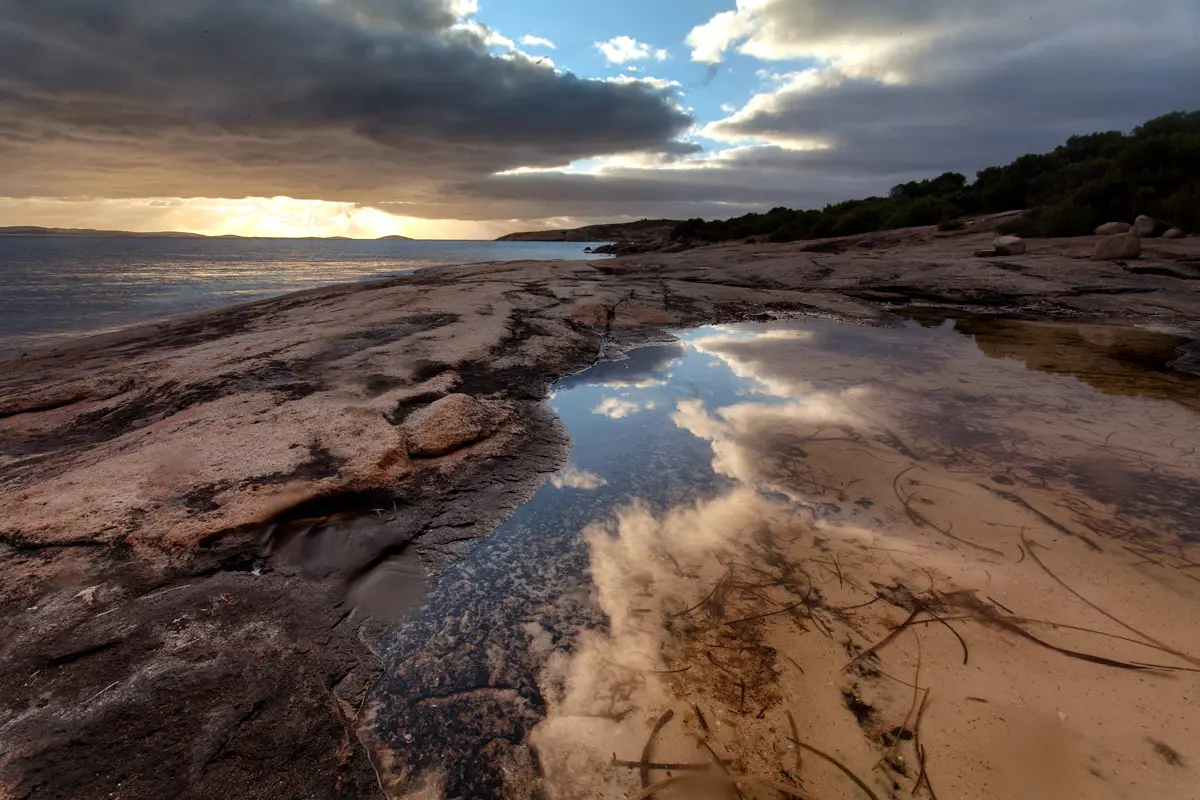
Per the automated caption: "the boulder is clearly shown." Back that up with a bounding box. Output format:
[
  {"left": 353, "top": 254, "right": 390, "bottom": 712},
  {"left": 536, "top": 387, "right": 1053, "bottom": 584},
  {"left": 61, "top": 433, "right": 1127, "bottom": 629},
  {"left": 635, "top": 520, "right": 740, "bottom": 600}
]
[
  {"left": 1163, "top": 228, "right": 1188, "bottom": 240},
  {"left": 1093, "top": 232, "right": 1142, "bottom": 261},
  {"left": 1094, "top": 222, "right": 1132, "bottom": 236},
  {"left": 993, "top": 235, "right": 1027, "bottom": 256},
  {"left": 403, "top": 393, "right": 493, "bottom": 457},
  {"left": 1134, "top": 215, "right": 1174, "bottom": 238}
]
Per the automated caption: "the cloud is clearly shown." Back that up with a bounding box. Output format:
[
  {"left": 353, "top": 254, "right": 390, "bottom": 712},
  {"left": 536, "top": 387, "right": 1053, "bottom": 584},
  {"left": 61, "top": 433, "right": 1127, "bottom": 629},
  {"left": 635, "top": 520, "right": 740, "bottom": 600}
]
[
  {"left": 557, "top": 343, "right": 684, "bottom": 389},
  {"left": 0, "top": 0, "right": 691, "bottom": 207},
  {"left": 2, "top": 0, "right": 1197, "bottom": 232},
  {"left": 0, "top": 196, "right": 410, "bottom": 238},
  {"left": 592, "top": 397, "right": 656, "bottom": 419},
  {"left": 686, "top": 7, "right": 758, "bottom": 65},
  {"left": 605, "top": 75, "right": 681, "bottom": 92},
  {"left": 687, "top": 0, "right": 1180, "bottom": 72},
  {"left": 358, "top": 0, "right": 1198, "bottom": 226},
  {"left": 705, "top": 44, "right": 1200, "bottom": 160},
  {"left": 372, "top": 146, "right": 901, "bottom": 221},
  {"left": 529, "top": 489, "right": 787, "bottom": 797},
  {"left": 550, "top": 0, "right": 1181, "bottom": 216},
  {"left": 550, "top": 466, "right": 608, "bottom": 490},
  {"left": 520, "top": 34, "right": 556, "bottom": 49},
  {"left": 595, "top": 36, "right": 669, "bottom": 65}
]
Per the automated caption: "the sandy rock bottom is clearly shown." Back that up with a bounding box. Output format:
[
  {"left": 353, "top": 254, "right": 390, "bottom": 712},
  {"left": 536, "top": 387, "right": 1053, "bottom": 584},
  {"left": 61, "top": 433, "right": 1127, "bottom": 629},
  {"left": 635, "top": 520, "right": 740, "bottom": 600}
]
[{"left": 364, "top": 314, "right": 1200, "bottom": 800}]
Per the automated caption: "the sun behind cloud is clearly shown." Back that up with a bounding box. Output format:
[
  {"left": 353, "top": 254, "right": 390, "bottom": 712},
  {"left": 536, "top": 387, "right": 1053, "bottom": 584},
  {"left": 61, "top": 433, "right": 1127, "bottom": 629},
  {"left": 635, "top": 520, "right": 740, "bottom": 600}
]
[{"left": 0, "top": 196, "right": 468, "bottom": 239}]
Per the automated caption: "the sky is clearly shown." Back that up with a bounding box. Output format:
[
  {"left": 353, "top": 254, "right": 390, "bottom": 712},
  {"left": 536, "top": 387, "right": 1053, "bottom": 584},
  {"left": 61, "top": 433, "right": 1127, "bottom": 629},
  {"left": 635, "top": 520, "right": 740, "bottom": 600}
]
[{"left": 1, "top": 0, "right": 1197, "bottom": 239}]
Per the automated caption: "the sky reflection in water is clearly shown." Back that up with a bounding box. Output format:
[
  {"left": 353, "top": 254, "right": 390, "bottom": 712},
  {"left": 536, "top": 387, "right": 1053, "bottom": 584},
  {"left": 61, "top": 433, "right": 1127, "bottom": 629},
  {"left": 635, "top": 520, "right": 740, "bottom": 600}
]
[{"left": 367, "top": 315, "right": 1200, "bottom": 800}]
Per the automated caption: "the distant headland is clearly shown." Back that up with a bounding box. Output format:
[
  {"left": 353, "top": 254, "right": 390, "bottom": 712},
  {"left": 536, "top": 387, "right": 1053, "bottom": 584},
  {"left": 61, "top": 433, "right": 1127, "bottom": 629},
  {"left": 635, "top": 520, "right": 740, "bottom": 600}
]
[{"left": 0, "top": 226, "right": 414, "bottom": 240}]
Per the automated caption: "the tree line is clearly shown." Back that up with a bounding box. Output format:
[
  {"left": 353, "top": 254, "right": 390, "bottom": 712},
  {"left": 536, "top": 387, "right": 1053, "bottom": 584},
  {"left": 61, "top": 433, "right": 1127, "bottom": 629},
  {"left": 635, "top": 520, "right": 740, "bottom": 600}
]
[{"left": 673, "top": 111, "right": 1200, "bottom": 243}]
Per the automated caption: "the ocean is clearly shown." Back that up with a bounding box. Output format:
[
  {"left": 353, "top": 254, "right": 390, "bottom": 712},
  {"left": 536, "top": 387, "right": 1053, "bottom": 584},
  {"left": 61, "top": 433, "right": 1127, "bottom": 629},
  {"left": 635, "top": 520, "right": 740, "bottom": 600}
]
[{"left": 0, "top": 237, "right": 605, "bottom": 359}]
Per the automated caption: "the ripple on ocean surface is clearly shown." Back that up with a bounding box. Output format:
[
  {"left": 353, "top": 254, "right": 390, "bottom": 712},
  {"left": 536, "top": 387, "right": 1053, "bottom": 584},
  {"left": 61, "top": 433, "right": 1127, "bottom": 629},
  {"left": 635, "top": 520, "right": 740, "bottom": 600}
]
[{"left": 0, "top": 237, "right": 605, "bottom": 357}]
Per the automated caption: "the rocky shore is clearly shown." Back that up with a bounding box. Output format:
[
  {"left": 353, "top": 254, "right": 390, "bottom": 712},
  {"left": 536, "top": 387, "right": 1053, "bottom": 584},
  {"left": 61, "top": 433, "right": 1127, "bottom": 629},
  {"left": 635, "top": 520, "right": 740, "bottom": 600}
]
[{"left": 2, "top": 227, "right": 1199, "bottom": 799}]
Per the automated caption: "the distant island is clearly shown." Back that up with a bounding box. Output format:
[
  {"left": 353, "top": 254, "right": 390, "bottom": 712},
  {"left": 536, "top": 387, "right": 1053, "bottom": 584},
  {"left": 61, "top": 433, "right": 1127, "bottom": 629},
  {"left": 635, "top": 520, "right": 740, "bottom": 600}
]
[
  {"left": 496, "top": 219, "right": 681, "bottom": 243},
  {"left": 0, "top": 226, "right": 413, "bottom": 241}
]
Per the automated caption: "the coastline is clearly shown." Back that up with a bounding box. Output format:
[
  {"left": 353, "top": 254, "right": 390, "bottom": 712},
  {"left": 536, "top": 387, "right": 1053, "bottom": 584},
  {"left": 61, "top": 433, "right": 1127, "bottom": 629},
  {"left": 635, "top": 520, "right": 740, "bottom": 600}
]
[
  {"left": 0, "top": 239, "right": 609, "bottom": 360},
  {"left": 2, "top": 228, "right": 1200, "bottom": 799}
]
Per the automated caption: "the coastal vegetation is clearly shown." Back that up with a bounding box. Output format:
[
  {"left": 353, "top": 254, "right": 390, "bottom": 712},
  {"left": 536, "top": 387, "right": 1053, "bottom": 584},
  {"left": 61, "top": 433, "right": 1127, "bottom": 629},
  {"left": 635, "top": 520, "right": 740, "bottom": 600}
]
[{"left": 673, "top": 111, "right": 1200, "bottom": 243}]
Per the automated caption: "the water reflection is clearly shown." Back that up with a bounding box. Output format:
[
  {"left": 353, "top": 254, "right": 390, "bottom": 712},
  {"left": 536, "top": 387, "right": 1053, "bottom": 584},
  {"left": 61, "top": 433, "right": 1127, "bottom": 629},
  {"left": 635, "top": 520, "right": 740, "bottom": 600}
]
[
  {"left": 906, "top": 311, "right": 1200, "bottom": 408},
  {"left": 366, "top": 316, "right": 1200, "bottom": 800}
]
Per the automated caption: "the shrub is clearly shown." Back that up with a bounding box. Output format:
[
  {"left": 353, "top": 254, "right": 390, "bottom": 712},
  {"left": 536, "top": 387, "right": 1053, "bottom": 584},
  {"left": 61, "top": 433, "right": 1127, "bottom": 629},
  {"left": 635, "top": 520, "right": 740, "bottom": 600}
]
[
  {"left": 1034, "top": 201, "right": 1098, "bottom": 237},
  {"left": 832, "top": 204, "right": 889, "bottom": 237},
  {"left": 996, "top": 214, "right": 1037, "bottom": 237},
  {"left": 884, "top": 197, "right": 955, "bottom": 229}
]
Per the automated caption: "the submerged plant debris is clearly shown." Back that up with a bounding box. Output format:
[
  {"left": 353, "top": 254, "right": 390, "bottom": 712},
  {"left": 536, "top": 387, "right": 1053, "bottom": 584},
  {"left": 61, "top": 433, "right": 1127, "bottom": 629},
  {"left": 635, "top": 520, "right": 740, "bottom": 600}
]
[{"left": 363, "top": 315, "right": 1200, "bottom": 799}]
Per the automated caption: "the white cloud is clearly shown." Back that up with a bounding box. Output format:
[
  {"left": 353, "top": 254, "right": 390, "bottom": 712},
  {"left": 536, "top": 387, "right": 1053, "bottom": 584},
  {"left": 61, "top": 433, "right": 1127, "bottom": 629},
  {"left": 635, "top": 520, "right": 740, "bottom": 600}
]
[
  {"left": 720, "top": 103, "right": 737, "bottom": 113},
  {"left": 605, "top": 75, "right": 681, "bottom": 92},
  {"left": 683, "top": 0, "right": 1200, "bottom": 168},
  {"left": 550, "top": 466, "right": 608, "bottom": 490},
  {"left": 593, "top": 397, "right": 657, "bottom": 419},
  {"left": 596, "top": 36, "right": 670, "bottom": 65},
  {"left": 685, "top": 7, "right": 757, "bottom": 64},
  {"left": 451, "top": 19, "right": 515, "bottom": 50},
  {"left": 598, "top": 377, "right": 670, "bottom": 389},
  {"left": 687, "top": 0, "right": 1195, "bottom": 84},
  {"left": 520, "top": 34, "right": 556, "bottom": 49}
]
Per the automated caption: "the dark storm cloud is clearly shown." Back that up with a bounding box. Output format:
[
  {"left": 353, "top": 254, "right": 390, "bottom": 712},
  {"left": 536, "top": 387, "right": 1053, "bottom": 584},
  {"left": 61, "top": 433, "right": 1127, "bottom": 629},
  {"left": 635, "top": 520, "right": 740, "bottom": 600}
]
[
  {"left": 709, "top": 45, "right": 1200, "bottom": 161},
  {"left": 692, "top": 0, "right": 1200, "bottom": 193},
  {"left": 372, "top": 146, "right": 896, "bottom": 220},
  {"left": 0, "top": 0, "right": 692, "bottom": 199},
  {"left": 382, "top": 0, "right": 1200, "bottom": 224},
  {"left": 3, "top": 0, "right": 1199, "bottom": 227}
]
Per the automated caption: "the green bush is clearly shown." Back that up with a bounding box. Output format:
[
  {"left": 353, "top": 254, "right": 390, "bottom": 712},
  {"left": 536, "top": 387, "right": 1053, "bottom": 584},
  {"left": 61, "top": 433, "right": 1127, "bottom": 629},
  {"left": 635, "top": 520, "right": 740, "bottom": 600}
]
[
  {"left": 832, "top": 204, "right": 889, "bottom": 237},
  {"left": 996, "top": 215, "right": 1037, "bottom": 237},
  {"left": 1034, "top": 201, "right": 1098, "bottom": 237},
  {"left": 884, "top": 197, "right": 955, "bottom": 229},
  {"left": 938, "top": 218, "right": 966, "bottom": 232}
]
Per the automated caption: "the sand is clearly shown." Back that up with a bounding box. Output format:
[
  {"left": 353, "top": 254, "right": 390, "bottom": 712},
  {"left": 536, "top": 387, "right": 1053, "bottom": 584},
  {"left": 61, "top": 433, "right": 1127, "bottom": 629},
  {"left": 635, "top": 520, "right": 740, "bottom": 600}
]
[{"left": 523, "top": 319, "right": 1200, "bottom": 800}]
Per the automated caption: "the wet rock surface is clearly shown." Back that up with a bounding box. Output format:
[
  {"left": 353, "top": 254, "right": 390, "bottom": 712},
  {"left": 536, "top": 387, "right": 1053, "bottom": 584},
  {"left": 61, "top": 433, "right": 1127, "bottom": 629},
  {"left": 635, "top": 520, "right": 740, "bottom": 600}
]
[{"left": 2, "top": 227, "right": 1200, "bottom": 799}]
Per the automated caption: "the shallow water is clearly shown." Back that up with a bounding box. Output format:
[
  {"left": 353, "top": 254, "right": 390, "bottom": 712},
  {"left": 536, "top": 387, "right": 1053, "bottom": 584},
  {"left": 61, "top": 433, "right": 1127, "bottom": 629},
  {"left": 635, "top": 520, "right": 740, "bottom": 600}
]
[
  {"left": 366, "top": 314, "right": 1200, "bottom": 799},
  {"left": 0, "top": 236, "right": 604, "bottom": 357}
]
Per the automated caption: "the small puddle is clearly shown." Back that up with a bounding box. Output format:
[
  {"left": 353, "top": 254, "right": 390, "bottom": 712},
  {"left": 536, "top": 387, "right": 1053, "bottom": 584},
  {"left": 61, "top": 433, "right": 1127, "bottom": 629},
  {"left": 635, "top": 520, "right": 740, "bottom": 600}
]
[{"left": 365, "top": 315, "right": 1200, "bottom": 800}]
